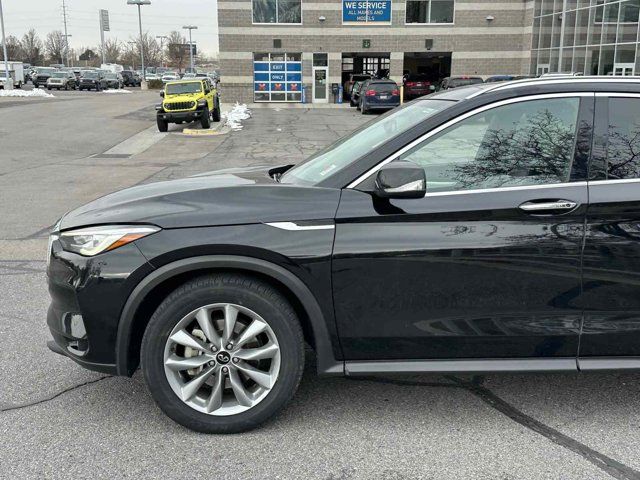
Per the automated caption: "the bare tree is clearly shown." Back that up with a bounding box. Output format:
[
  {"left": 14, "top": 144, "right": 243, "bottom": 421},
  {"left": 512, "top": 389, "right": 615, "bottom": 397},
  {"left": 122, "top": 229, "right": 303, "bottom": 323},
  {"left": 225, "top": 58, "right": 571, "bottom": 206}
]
[
  {"left": 99, "top": 38, "right": 122, "bottom": 64},
  {"left": 45, "top": 31, "right": 66, "bottom": 64},
  {"left": 121, "top": 43, "right": 138, "bottom": 70},
  {"left": 129, "top": 33, "right": 161, "bottom": 70},
  {"left": 0, "top": 35, "right": 22, "bottom": 61},
  {"left": 166, "top": 30, "right": 188, "bottom": 71},
  {"left": 21, "top": 29, "right": 44, "bottom": 65}
]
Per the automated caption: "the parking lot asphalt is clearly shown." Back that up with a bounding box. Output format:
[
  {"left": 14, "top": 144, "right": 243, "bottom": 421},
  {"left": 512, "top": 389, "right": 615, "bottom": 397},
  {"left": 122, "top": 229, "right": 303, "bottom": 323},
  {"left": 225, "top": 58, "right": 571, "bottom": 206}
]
[{"left": 1, "top": 89, "right": 640, "bottom": 480}]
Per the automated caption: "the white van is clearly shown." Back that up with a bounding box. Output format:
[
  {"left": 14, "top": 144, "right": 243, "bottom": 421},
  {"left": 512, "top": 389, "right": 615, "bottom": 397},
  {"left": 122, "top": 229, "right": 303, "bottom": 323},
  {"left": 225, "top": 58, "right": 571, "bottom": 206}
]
[{"left": 0, "top": 61, "right": 25, "bottom": 88}]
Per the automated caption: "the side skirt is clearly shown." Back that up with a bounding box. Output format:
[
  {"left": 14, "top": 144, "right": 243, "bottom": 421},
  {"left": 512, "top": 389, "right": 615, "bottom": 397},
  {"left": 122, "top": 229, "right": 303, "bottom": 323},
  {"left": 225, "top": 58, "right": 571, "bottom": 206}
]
[
  {"left": 345, "top": 358, "right": 578, "bottom": 375},
  {"left": 578, "top": 357, "right": 640, "bottom": 371}
]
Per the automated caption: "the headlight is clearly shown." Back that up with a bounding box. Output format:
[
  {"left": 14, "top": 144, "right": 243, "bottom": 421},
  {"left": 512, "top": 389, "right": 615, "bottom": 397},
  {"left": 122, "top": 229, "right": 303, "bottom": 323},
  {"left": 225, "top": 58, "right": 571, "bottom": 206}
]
[
  {"left": 197, "top": 99, "right": 207, "bottom": 107},
  {"left": 59, "top": 225, "right": 160, "bottom": 256}
]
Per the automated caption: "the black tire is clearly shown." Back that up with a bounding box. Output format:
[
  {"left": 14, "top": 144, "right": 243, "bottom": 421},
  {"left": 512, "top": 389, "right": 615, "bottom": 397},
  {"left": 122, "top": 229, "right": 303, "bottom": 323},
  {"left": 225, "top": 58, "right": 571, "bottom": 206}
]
[
  {"left": 200, "top": 106, "right": 211, "bottom": 129},
  {"left": 157, "top": 116, "right": 169, "bottom": 132},
  {"left": 212, "top": 99, "right": 221, "bottom": 122},
  {"left": 141, "top": 274, "right": 305, "bottom": 433}
]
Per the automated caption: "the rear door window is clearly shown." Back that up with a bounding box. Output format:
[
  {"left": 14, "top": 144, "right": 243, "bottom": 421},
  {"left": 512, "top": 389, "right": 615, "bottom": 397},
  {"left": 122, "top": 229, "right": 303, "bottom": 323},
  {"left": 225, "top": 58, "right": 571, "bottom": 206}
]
[
  {"left": 372, "top": 83, "right": 397, "bottom": 93},
  {"left": 605, "top": 98, "right": 640, "bottom": 179}
]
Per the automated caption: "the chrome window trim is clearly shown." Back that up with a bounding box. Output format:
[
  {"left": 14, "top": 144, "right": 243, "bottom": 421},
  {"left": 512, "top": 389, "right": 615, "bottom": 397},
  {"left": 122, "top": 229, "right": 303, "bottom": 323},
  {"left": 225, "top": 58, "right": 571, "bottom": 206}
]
[
  {"left": 347, "top": 92, "right": 594, "bottom": 189},
  {"left": 265, "top": 222, "right": 335, "bottom": 231},
  {"left": 589, "top": 178, "right": 640, "bottom": 186},
  {"left": 418, "top": 181, "right": 587, "bottom": 198},
  {"left": 594, "top": 92, "right": 640, "bottom": 98},
  {"left": 467, "top": 77, "right": 640, "bottom": 99}
]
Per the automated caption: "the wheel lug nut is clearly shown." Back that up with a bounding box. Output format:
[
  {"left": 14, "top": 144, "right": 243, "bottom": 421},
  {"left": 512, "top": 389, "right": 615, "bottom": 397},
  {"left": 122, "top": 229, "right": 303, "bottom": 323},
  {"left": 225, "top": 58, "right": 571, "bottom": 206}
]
[
  {"left": 232, "top": 357, "right": 239, "bottom": 364},
  {"left": 211, "top": 346, "right": 217, "bottom": 352},
  {"left": 222, "top": 366, "right": 229, "bottom": 373},
  {"left": 209, "top": 361, "right": 215, "bottom": 367},
  {"left": 226, "top": 343, "right": 233, "bottom": 350}
]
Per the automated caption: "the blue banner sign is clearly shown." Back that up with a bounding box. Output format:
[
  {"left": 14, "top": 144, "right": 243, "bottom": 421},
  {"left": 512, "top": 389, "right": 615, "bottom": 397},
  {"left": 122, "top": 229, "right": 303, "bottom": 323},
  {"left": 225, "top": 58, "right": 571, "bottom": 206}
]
[
  {"left": 343, "top": 0, "right": 391, "bottom": 23},
  {"left": 254, "top": 58, "right": 303, "bottom": 101}
]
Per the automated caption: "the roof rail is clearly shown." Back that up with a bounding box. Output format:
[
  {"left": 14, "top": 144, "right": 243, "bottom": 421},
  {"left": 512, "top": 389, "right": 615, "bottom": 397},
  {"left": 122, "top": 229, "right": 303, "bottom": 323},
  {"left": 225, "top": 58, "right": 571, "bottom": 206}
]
[{"left": 466, "top": 76, "right": 640, "bottom": 99}]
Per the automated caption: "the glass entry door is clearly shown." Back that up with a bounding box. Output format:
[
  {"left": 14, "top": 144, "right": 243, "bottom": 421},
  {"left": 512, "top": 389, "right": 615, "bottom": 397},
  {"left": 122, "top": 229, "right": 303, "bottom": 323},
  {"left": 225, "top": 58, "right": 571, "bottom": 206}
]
[{"left": 312, "top": 67, "right": 329, "bottom": 103}]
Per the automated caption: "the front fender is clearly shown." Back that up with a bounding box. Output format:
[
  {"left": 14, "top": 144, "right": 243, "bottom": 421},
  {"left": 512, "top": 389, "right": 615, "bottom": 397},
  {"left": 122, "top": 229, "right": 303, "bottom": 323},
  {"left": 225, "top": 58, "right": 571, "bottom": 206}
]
[{"left": 115, "top": 255, "right": 344, "bottom": 377}]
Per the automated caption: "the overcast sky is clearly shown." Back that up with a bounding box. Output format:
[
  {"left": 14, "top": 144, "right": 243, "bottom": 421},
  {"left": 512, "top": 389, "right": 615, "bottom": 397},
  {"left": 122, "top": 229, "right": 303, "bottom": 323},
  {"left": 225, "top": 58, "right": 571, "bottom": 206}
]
[{"left": 3, "top": 0, "right": 219, "bottom": 56}]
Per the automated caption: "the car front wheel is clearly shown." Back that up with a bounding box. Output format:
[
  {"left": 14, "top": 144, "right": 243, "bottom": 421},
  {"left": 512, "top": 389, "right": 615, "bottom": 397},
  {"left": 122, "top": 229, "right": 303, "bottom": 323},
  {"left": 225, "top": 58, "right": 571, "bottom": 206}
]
[
  {"left": 157, "top": 116, "right": 169, "bottom": 132},
  {"left": 200, "top": 106, "right": 211, "bottom": 129},
  {"left": 141, "top": 274, "right": 304, "bottom": 433}
]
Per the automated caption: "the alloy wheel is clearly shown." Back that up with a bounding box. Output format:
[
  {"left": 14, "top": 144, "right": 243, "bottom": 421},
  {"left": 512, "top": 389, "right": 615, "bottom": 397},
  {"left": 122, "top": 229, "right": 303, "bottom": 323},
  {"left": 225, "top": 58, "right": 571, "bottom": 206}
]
[{"left": 163, "top": 303, "right": 281, "bottom": 416}]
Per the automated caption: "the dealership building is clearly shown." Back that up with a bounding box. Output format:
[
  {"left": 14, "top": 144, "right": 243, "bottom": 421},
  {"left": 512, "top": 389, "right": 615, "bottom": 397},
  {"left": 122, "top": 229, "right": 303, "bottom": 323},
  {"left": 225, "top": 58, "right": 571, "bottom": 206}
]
[{"left": 217, "top": 0, "right": 640, "bottom": 103}]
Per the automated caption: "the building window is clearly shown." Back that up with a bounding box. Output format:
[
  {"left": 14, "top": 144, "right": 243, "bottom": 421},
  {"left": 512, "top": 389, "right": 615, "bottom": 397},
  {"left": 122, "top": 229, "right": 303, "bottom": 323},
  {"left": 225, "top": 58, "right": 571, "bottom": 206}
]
[
  {"left": 253, "top": 0, "right": 301, "bottom": 24},
  {"left": 253, "top": 52, "right": 302, "bottom": 102},
  {"left": 406, "top": 0, "right": 454, "bottom": 24}
]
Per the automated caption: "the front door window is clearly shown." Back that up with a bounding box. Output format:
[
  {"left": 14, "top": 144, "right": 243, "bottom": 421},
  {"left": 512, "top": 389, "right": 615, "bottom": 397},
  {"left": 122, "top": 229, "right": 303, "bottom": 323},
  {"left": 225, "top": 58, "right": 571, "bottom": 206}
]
[{"left": 394, "top": 97, "right": 581, "bottom": 192}]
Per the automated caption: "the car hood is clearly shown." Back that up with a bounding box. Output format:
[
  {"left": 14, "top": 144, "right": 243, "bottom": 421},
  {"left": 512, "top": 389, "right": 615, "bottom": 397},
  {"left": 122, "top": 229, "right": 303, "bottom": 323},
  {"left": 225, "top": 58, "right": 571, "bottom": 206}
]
[{"left": 59, "top": 165, "right": 341, "bottom": 231}]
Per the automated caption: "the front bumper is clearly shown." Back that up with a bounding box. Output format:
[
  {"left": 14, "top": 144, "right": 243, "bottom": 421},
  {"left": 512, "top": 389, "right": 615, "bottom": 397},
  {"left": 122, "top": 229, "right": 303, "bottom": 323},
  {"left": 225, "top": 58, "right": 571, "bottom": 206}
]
[
  {"left": 157, "top": 109, "right": 203, "bottom": 122},
  {"left": 47, "top": 237, "right": 154, "bottom": 375}
]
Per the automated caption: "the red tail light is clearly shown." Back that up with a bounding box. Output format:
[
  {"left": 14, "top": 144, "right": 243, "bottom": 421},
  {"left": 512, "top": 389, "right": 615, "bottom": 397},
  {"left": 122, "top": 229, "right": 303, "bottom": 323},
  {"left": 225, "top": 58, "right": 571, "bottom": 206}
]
[
  {"left": 392, "top": 89, "right": 399, "bottom": 96},
  {"left": 365, "top": 89, "right": 376, "bottom": 96},
  {"left": 405, "top": 81, "right": 416, "bottom": 87}
]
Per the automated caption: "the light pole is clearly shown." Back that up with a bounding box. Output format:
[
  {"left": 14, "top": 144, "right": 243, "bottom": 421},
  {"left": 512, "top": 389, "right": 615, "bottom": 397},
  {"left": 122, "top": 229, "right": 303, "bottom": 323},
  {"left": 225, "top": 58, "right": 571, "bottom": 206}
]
[
  {"left": 156, "top": 35, "right": 168, "bottom": 68},
  {"left": 182, "top": 25, "right": 197, "bottom": 73},
  {"left": 0, "top": 0, "right": 12, "bottom": 90},
  {"left": 127, "top": 0, "right": 151, "bottom": 89}
]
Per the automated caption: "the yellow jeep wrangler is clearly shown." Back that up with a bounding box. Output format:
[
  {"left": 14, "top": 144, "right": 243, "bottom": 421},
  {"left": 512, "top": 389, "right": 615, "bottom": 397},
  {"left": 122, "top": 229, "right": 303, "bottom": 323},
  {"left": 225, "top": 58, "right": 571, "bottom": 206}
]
[{"left": 156, "top": 78, "right": 221, "bottom": 132}]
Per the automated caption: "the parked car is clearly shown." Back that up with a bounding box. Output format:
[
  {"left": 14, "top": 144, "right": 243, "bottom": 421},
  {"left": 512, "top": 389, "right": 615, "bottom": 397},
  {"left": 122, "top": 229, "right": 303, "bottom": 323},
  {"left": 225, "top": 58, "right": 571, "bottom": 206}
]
[
  {"left": 79, "top": 71, "right": 108, "bottom": 91},
  {"left": 155, "top": 79, "right": 221, "bottom": 132},
  {"left": 46, "top": 71, "right": 76, "bottom": 90},
  {"left": 439, "top": 76, "right": 484, "bottom": 90},
  {"left": 162, "top": 72, "right": 180, "bottom": 83},
  {"left": 344, "top": 73, "right": 372, "bottom": 98},
  {"left": 403, "top": 73, "right": 434, "bottom": 100},
  {"left": 50, "top": 76, "right": 639, "bottom": 434},
  {"left": 121, "top": 70, "right": 141, "bottom": 87},
  {"left": 359, "top": 79, "right": 401, "bottom": 114},
  {"left": 32, "top": 67, "right": 58, "bottom": 88},
  {"left": 104, "top": 72, "right": 124, "bottom": 89},
  {"left": 349, "top": 80, "right": 365, "bottom": 106}
]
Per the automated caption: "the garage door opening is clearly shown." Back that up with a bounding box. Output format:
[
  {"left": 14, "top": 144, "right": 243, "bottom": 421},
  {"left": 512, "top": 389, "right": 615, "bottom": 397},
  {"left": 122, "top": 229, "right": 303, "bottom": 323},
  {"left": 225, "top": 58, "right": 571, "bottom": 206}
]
[
  {"left": 403, "top": 52, "right": 451, "bottom": 99},
  {"left": 342, "top": 52, "right": 391, "bottom": 99}
]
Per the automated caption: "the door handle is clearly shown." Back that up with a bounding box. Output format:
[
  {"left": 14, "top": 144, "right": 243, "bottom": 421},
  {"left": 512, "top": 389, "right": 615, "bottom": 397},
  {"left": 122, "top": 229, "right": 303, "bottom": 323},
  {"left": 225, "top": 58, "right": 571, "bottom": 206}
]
[{"left": 519, "top": 200, "right": 578, "bottom": 213}]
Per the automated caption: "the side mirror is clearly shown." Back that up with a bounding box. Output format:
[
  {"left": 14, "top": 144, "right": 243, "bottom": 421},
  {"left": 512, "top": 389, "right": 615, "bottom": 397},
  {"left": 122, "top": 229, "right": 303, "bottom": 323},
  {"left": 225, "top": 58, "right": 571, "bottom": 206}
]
[
  {"left": 374, "top": 161, "right": 426, "bottom": 199},
  {"left": 160, "top": 91, "right": 164, "bottom": 97}
]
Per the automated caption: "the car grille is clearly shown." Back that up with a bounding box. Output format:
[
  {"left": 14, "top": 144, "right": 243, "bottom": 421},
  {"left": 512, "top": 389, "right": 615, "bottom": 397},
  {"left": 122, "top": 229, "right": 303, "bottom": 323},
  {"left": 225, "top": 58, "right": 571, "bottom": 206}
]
[
  {"left": 37, "top": 76, "right": 49, "bottom": 82},
  {"left": 164, "top": 101, "right": 196, "bottom": 111}
]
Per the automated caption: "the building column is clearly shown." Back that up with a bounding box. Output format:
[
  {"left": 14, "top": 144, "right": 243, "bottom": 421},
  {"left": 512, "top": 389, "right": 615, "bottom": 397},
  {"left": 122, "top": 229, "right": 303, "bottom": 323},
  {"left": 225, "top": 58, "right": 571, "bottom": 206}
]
[{"left": 390, "top": 52, "right": 404, "bottom": 84}]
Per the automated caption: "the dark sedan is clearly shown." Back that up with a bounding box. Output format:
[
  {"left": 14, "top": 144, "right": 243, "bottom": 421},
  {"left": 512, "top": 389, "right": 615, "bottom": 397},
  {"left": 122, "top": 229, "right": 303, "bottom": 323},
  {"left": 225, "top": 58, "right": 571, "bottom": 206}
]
[
  {"left": 403, "top": 73, "right": 434, "bottom": 100},
  {"left": 47, "top": 77, "right": 640, "bottom": 434},
  {"left": 358, "top": 79, "right": 401, "bottom": 114}
]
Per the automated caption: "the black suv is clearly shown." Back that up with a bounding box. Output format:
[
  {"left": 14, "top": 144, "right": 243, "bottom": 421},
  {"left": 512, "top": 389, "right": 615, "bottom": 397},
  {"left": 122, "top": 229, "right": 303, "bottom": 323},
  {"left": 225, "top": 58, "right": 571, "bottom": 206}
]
[
  {"left": 79, "top": 72, "right": 108, "bottom": 91},
  {"left": 47, "top": 77, "right": 640, "bottom": 433},
  {"left": 122, "top": 70, "right": 141, "bottom": 87}
]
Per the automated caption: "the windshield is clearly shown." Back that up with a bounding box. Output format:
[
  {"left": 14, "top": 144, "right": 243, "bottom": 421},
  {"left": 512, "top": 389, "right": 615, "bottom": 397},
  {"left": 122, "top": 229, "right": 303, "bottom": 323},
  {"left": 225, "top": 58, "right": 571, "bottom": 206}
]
[
  {"left": 51, "top": 72, "right": 66, "bottom": 78},
  {"left": 105, "top": 73, "right": 117, "bottom": 79},
  {"left": 83, "top": 72, "right": 99, "bottom": 79},
  {"left": 280, "top": 99, "right": 454, "bottom": 185},
  {"left": 37, "top": 68, "right": 56, "bottom": 74},
  {"left": 166, "top": 82, "right": 203, "bottom": 95}
]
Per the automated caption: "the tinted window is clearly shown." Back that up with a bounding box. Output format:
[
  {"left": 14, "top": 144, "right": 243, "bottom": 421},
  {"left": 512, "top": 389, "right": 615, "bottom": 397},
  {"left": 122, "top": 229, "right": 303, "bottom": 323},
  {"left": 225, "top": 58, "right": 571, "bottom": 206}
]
[
  {"left": 253, "top": 0, "right": 301, "bottom": 23},
  {"left": 395, "top": 97, "right": 580, "bottom": 192},
  {"left": 448, "top": 77, "right": 484, "bottom": 88},
  {"left": 606, "top": 98, "right": 640, "bottom": 179},
  {"left": 370, "top": 83, "right": 397, "bottom": 93}
]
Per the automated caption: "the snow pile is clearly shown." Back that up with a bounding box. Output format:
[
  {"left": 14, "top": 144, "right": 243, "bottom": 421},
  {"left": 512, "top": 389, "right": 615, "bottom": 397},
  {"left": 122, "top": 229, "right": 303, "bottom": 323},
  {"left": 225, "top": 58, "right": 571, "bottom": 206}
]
[
  {"left": 0, "top": 88, "right": 55, "bottom": 98},
  {"left": 222, "top": 103, "right": 251, "bottom": 131},
  {"left": 102, "top": 89, "right": 132, "bottom": 94}
]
